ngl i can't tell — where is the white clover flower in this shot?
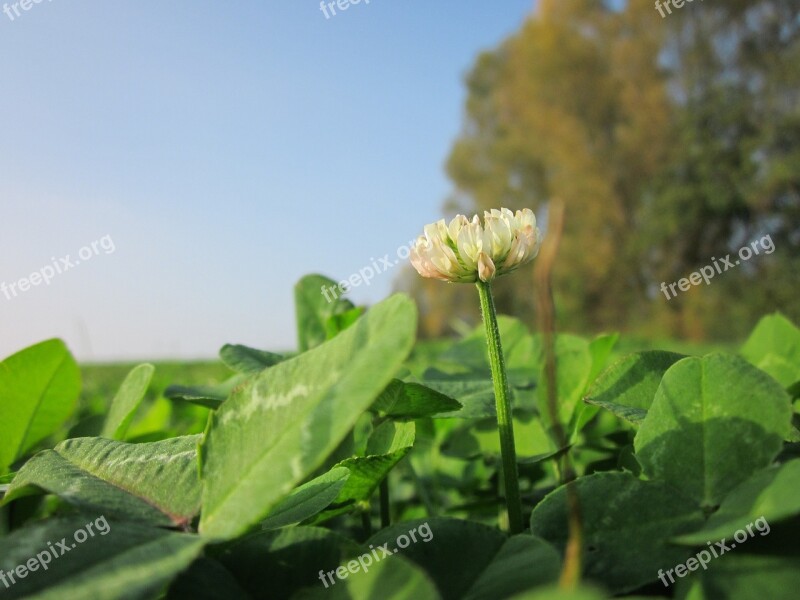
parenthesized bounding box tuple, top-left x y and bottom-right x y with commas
(410, 208, 541, 283)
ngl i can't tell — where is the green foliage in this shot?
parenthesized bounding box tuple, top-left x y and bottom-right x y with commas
(674, 459, 800, 545)
(365, 517, 506, 600)
(100, 363, 154, 440)
(260, 467, 351, 531)
(0, 517, 204, 599)
(165, 557, 250, 599)
(531, 472, 705, 594)
(295, 554, 442, 600)
(1, 296, 799, 598)
(416, 379, 497, 419)
(679, 553, 800, 600)
(164, 374, 248, 410)
(0, 339, 81, 474)
(295, 274, 360, 352)
(371, 380, 463, 420)
(634, 354, 791, 508)
(207, 526, 359, 599)
(4, 436, 202, 527)
(536, 334, 593, 429)
(218, 344, 284, 375)
(740, 313, 800, 387)
(199, 294, 417, 540)
(584, 351, 686, 425)
(508, 587, 610, 600)
(462, 535, 561, 600)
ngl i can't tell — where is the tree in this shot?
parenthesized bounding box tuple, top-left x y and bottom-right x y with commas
(401, 0, 799, 340)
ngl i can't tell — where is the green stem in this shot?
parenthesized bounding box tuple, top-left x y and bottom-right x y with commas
(476, 280, 524, 534)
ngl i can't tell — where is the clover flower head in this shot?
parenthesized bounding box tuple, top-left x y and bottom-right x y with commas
(410, 208, 541, 283)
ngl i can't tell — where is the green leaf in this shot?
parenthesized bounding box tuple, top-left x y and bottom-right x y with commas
(0, 339, 81, 474)
(572, 332, 620, 432)
(634, 353, 793, 508)
(680, 553, 800, 600)
(753, 354, 800, 389)
(504, 325, 541, 383)
(199, 294, 417, 540)
(366, 421, 416, 456)
(674, 459, 800, 545)
(740, 312, 800, 387)
(67, 415, 107, 439)
(439, 424, 483, 460)
(416, 378, 497, 418)
(0, 516, 205, 600)
(100, 364, 154, 440)
(441, 416, 554, 461)
(530, 471, 705, 594)
(372, 380, 462, 420)
(587, 333, 619, 380)
(219, 344, 284, 375)
(4, 436, 202, 527)
(507, 587, 608, 600)
(260, 467, 350, 531)
(208, 526, 359, 599)
(536, 335, 593, 428)
(364, 517, 507, 600)
(295, 274, 356, 352)
(462, 535, 561, 600)
(166, 557, 250, 600)
(295, 554, 442, 600)
(329, 453, 408, 508)
(590, 404, 648, 426)
(439, 316, 532, 374)
(164, 374, 249, 409)
(325, 307, 365, 340)
(310, 424, 416, 523)
(584, 351, 686, 425)
(123, 397, 174, 441)
(517, 444, 572, 465)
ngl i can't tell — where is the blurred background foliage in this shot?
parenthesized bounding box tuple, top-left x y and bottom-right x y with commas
(397, 0, 800, 342)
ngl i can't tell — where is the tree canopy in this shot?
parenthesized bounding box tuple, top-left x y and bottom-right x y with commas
(401, 0, 800, 341)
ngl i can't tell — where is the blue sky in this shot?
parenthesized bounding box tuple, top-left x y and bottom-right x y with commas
(0, 0, 534, 361)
